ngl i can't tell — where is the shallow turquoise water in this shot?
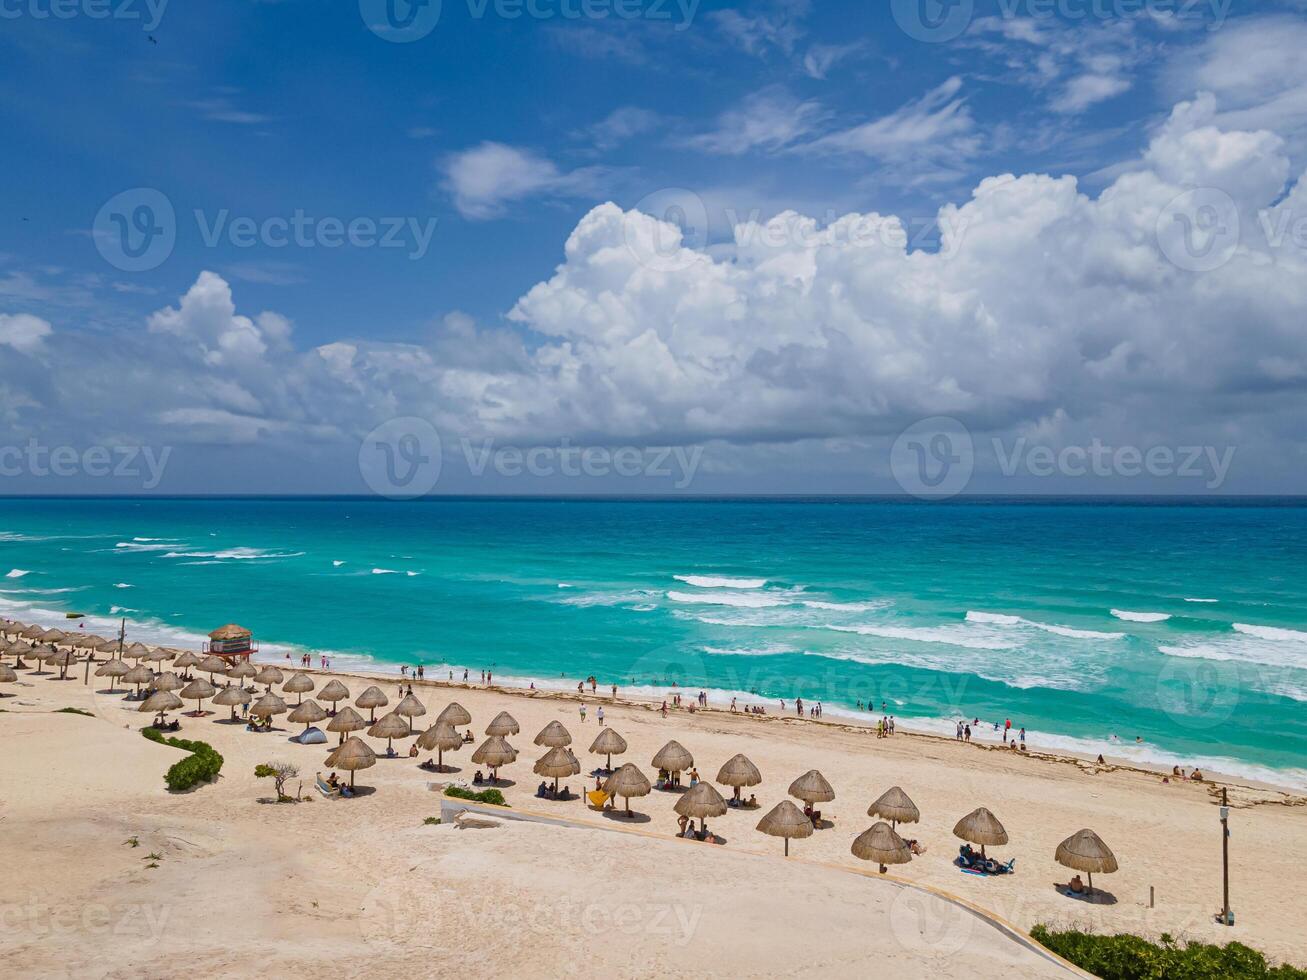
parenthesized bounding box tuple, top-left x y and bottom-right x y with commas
(2, 497, 1305, 784)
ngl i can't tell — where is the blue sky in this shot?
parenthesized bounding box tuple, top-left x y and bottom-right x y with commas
(3, 0, 1307, 494)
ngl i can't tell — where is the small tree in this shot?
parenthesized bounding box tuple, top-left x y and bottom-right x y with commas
(255, 761, 300, 801)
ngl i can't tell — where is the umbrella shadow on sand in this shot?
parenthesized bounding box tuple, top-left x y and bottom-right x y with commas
(601, 809, 652, 824)
(1054, 884, 1118, 905)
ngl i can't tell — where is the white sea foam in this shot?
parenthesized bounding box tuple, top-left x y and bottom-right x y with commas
(109, 605, 137, 615)
(825, 623, 1020, 650)
(703, 643, 795, 657)
(332, 560, 345, 567)
(114, 582, 133, 589)
(113, 541, 176, 552)
(966, 610, 1125, 640)
(666, 590, 787, 609)
(163, 548, 303, 561)
(1111, 609, 1172, 623)
(5, 569, 31, 579)
(560, 589, 658, 608)
(802, 599, 889, 612)
(372, 568, 399, 575)
(1185, 598, 1219, 603)
(673, 575, 767, 589)
(1233, 623, 1307, 643)
(0, 586, 83, 595)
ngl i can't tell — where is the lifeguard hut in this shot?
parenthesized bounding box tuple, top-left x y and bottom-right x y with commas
(205, 623, 258, 663)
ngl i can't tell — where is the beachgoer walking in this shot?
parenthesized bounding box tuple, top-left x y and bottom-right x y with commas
(596, 706, 604, 725)
(580, 703, 587, 723)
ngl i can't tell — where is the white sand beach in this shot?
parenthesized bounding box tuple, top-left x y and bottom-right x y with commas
(2, 649, 1305, 978)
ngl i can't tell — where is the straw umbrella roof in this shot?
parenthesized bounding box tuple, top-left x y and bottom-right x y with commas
(1, 620, 28, 637)
(436, 701, 472, 727)
(472, 735, 518, 768)
(652, 740, 694, 773)
(368, 711, 412, 740)
(534, 720, 572, 748)
(325, 735, 377, 786)
(486, 710, 520, 736)
(327, 706, 367, 735)
(172, 651, 202, 669)
(227, 661, 257, 680)
(356, 685, 389, 709)
(326, 735, 377, 771)
(96, 638, 123, 654)
(318, 679, 350, 703)
(869, 786, 919, 825)
(122, 663, 154, 685)
(282, 673, 315, 695)
(179, 678, 215, 701)
(0, 663, 16, 683)
(589, 727, 627, 757)
(198, 654, 226, 674)
(416, 721, 463, 752)
(142, 647, 170, 663)
(288, 698, 329, 726)
(757, 800, 813, 855)
(852, 822, 912, 869)
(212, 685, 251, 707)
(604, 763, 652, 801)
(534, 745, 581, 779)
(716, 753, 762, 788)
(674, 781, 728, 820)
(250, 692, 289, 717)
(39, 628, 67, 643)
(5, 639, 33, 657)
(1056, 829, 1118, 875)
(139, 690, 183, 713)
(20, 625, 45, 640)
(123, 642, 151, 659)
(96, 659, 130, 677)
(44, 648, 78, 667)
(953, 807, 1008, 847)
(74, 634, 106, 649)
(153, 671, 184, 692)
(395, 692, 427, 719)
(788, 769, 835, 804)
(254, 665, 284, 687)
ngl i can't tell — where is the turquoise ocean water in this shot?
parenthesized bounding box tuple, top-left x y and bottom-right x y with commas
(2, 497, 1305, 787)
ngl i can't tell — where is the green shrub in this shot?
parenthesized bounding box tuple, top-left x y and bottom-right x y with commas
(1030, 926, 1307, 979)
(142, 728, 224, 792)
(444, 786, 508, 806)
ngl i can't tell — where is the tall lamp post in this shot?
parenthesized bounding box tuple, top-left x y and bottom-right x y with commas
(1220, 787, 1233, 926)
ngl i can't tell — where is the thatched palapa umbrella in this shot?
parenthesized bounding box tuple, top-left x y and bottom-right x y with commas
(716, 753, 761, 802)
(152, 671, 184, 693)
(534, 745, 580, 794)
(318, 679, 349, 714)
(0, 662, 16, 688)
(1056, 829, 1118, 894)
(757, 800, 812, 857)
(485, 710, 520, 736)
(325, 735, 376, 789)
(436, 701, 472, 730)
(4, 640, 34, 668)
(178, 678, 215, 716)
(282, 673, 315, 704)
(328, 706, 367, 746)
(368, 711, 411, 755)
(20, 625, 45, 642)
(142, 646, 170, 665)
(416, 721, 463, 768)
(39, 628, 66, 645)
(44, 647, 78, 680)
(589, 727, 627, 771)
(95, 657, 129, 692)
(603, 763, 651, 817)
(288, 698, 329, 735)
(394, 692, 427, 734)
(199, 655, 227, 681)
(674, 780, 727, 835)
(227, 661, 257, 686)
(254, 665, 284, 692)
(471, 735, 518, 781)
(652, 740, 694, 778)
(868, 786, 919, 830)
(122, 642, 151, 661)
(534, 720, 572, 748)
(139, 689, 183, 725)
(788, 769, 835, 805)
(122, 662, 154, 696)
(356, 685, 389, 723)
(212, 684, 252, 721)
(172, 651, 202, 676)
(953, 807, 1008, 859)
(853, 821, 912, 874)
(250, 692, 289, 720)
